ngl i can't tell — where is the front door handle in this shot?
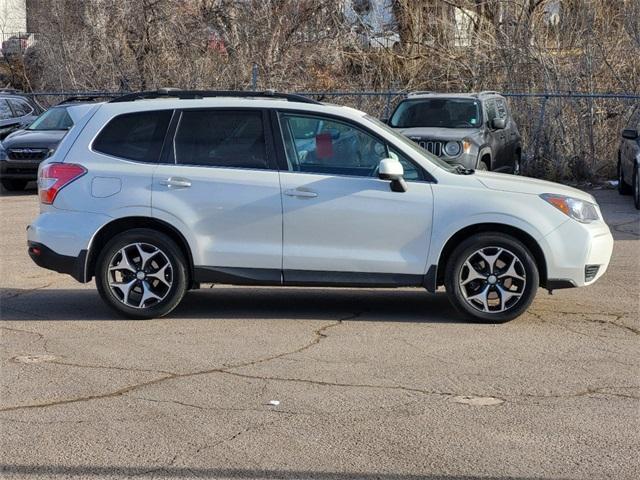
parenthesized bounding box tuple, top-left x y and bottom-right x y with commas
(284, 188, 318, 198)
(160, 177, 192, 189)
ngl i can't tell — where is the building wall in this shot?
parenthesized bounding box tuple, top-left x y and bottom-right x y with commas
(0, 0, 26, 35)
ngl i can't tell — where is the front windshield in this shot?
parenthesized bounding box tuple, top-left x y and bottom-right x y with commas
(364, 115, 456, 173)
(28, 107, 73, 131)
(390, 98, 481, 129)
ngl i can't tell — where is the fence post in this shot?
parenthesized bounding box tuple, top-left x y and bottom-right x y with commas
(383, 89, 392, 120)
(251, 63, 258, 91)
(533, 95, 548, 165)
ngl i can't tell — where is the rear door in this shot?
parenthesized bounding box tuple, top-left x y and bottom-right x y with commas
(151, 108, 283, 281)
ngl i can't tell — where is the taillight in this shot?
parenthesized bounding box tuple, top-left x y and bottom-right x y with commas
(38, 163, 87, 205)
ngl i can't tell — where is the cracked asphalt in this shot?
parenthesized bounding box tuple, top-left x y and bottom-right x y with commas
(0, 187, 638, 480)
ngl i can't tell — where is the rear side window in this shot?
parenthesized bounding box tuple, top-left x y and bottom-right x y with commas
(94, 110, 172, 162)
(9, 99, 33, 117)
(174, 110, 268, 169)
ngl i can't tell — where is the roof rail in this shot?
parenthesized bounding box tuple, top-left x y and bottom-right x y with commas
(57, 95, 107, 105)
(478, 90, 499, 96)
(407, 91, 433, 97)
(0, 87, 22, 94)
(109, 89, 322, 105)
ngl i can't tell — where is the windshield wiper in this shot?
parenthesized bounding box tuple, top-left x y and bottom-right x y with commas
(454, 165, 475, 175)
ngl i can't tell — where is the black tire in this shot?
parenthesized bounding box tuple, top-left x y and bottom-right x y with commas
(633, 165, 640, 210)
(618, 159, 632, 195)
(95, 228, 188, 319)
(477, 160, 489, 171)
(444, 233, 539, 323)
(1, 178, 28, 191)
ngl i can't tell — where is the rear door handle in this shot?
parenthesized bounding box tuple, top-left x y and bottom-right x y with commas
(284, 188, 318, 198)
(160, 177, 191, 189)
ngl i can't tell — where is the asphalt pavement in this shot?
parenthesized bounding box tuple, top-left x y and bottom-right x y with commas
(0, 186, 638, 480)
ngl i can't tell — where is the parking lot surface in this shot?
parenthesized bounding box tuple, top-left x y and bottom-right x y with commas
(0, 187, 638, 480)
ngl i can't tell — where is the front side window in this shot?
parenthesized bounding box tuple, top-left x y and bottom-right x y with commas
(93, 110, 172, 162)
(9, 99, 32, 117)
(280, 113, 421, 180)
(484, 99, 497, 123)
(495, 99, 508, 119)
(28, 107, 73, 131)
(174, 110, 268, 169)
(0, 99, 13, 120)
(390, 98, 481, 129)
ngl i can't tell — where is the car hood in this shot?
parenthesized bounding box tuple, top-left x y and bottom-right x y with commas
(475, 171, 595, 203)
(394, 127, 480, 140)
(3, 129, 67, 149)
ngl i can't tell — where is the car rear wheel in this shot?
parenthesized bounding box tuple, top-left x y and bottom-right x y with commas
(618, 159, 632, 195)
(634, 165, 640, 210)
(95, 229, 188, 319)
(1, 178, 28, 191)
(444, 233, 539, 323)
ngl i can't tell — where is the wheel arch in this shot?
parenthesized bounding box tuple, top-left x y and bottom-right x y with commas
(85, 216, 194, 284)
(434, 223, 548, 289)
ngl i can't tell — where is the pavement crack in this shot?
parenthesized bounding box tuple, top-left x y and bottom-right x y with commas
(0, 312, 358, 413)
(0, 283, 53, 300)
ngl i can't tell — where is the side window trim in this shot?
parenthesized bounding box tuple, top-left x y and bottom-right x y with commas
(168, 107, 278, 171)
(272, 109, 430, 182)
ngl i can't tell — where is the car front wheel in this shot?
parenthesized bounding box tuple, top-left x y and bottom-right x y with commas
(95, 228, 188, 319)
(444, 233, 539, 323)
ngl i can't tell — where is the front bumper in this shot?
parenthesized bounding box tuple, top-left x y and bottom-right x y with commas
(541, 218, 614, 288)
(0, 158, 42, 179)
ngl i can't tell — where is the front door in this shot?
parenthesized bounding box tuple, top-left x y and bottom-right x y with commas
(275, 111, 433, 284)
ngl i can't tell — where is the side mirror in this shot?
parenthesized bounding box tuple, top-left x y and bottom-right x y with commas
(378, 158, 407, 192)
(622, 128, 638, 140)
(491, 118, 506, 130)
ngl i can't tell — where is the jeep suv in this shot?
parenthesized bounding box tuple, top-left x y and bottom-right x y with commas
(617, 104, 640, 210)
(388, 91, 522, 174)
(27, 90, 612, 322)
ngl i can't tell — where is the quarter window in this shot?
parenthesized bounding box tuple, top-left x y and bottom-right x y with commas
(93, 110, 172, 162)
(174, 110, 268, 169)
(0, 100, 13, 120)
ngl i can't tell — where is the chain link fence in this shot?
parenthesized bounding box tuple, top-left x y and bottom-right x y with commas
(12, 89, 640, 182)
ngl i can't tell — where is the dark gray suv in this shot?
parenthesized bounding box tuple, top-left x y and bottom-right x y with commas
(0, 90, 43, 139)
(387, 91, 522, 174)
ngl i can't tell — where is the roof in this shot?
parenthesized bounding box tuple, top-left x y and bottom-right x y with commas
(406, 91, 503, 100)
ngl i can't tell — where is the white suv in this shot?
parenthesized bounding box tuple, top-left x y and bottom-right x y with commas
(27, 90, 613, 322)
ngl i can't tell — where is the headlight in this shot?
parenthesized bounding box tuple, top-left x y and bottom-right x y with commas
(540, 193, 600, 223)
(444, 141, 461, 157)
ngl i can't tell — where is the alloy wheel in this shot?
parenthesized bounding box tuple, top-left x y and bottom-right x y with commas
(107, 242, 173, 309)
(458, 246, 527, 313)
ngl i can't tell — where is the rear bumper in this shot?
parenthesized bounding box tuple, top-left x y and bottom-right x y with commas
(28, 241, 87, 282)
